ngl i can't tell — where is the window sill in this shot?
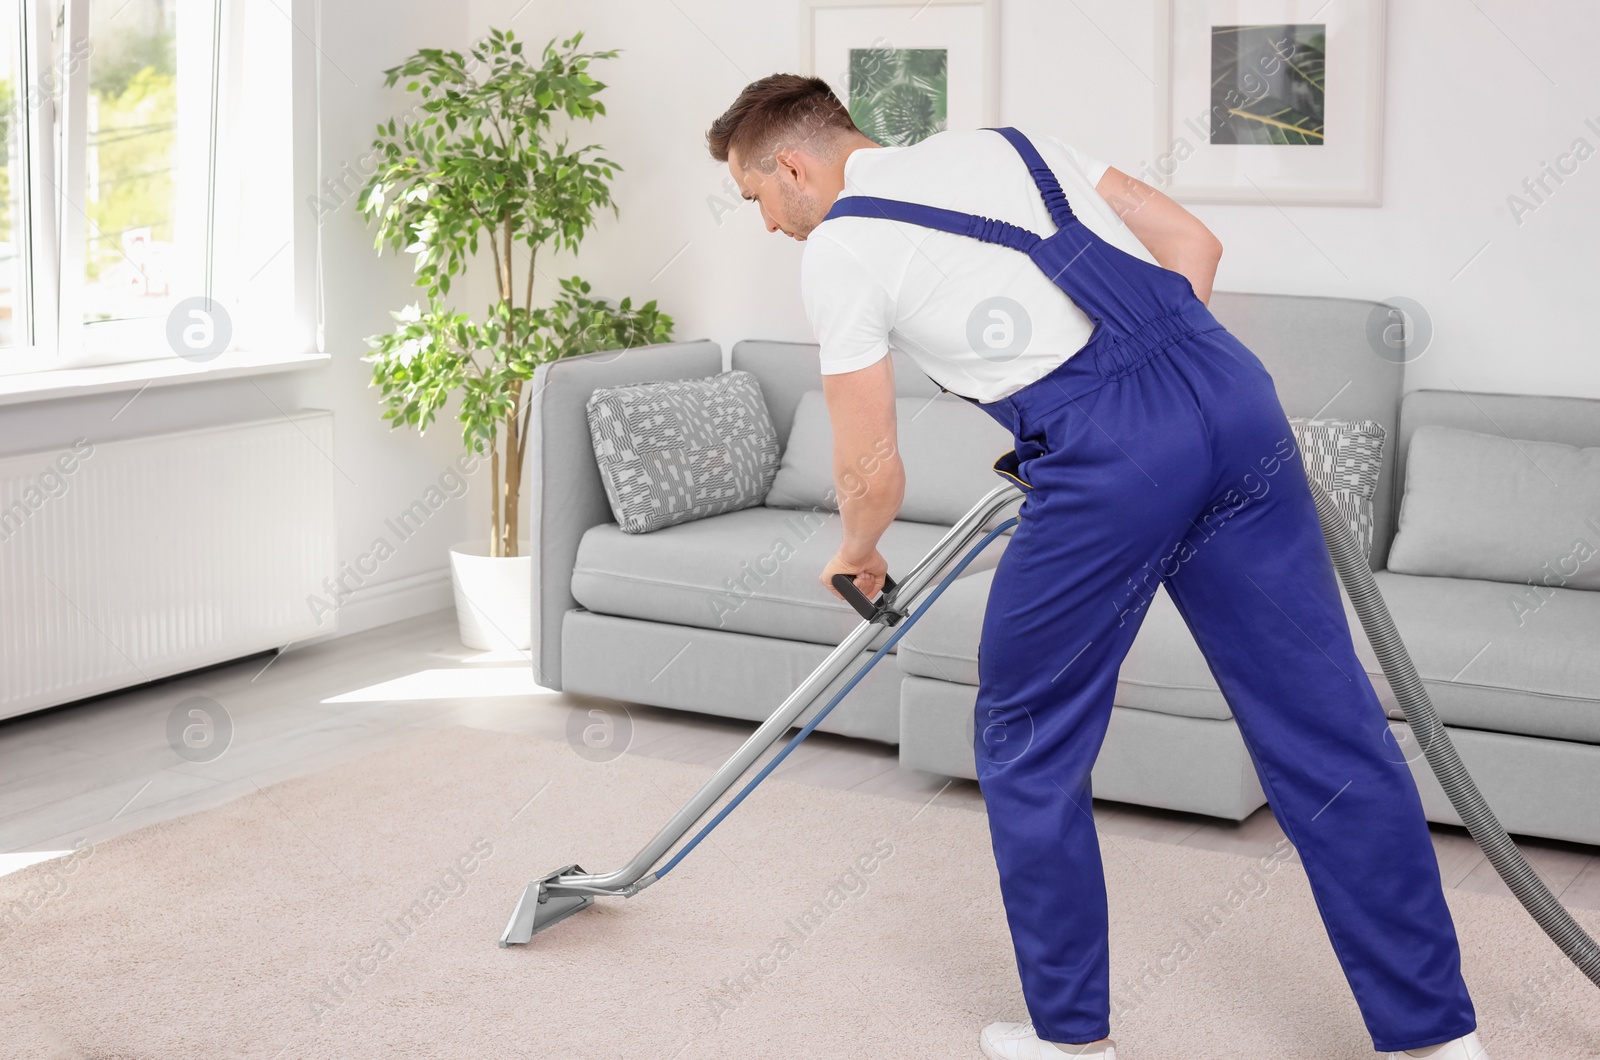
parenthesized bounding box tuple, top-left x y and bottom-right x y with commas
(0, 349, 332, 408)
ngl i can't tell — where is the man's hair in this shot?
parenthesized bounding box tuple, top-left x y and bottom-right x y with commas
(706, 74, 861, 171)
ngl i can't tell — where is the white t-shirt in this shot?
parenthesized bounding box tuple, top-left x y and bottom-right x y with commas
(801, 125, 1159, 402)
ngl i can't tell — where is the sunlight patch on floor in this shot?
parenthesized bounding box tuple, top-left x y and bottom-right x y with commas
(322, 667, 557, 703)
(458, 648, 537, 665)
(0, 849, 75, 880)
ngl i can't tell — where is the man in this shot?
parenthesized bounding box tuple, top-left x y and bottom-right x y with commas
(706, 74, 1488, 1060)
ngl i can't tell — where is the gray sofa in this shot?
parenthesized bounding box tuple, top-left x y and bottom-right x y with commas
(527, 292, 1600, 846)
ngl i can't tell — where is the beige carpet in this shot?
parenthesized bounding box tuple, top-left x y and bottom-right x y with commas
(1, 725, 1596, 1060)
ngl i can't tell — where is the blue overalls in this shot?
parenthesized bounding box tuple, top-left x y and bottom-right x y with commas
(819, 127, 1477, 1052)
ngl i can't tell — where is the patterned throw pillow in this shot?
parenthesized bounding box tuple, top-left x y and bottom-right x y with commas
(586, 370, 780, 534)
(1289, 417, 1387, 560)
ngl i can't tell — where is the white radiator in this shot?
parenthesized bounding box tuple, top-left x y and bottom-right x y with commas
(0, 412, 337, 721)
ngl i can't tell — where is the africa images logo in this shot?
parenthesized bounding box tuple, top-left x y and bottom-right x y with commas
(967, 296, 1032, 364)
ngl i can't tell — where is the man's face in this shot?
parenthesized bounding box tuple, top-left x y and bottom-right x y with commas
(729, 145, 824, 242)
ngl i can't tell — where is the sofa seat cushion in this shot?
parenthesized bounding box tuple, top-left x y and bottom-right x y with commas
(1366, 571, 1600, 744)
(1129, 571, 1600, 739)
(894, 563, 1232, 723)
(570, 505, 1002, 647)
(894, 565, 992, 687)
(898, 565, 1600, 743)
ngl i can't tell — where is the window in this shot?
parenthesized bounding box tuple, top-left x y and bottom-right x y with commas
(0, 0, 293, 376)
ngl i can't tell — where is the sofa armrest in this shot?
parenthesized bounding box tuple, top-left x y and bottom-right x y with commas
(527, 339, 723, 690)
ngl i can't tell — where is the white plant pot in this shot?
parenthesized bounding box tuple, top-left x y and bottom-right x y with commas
(448, 540, 533, 651)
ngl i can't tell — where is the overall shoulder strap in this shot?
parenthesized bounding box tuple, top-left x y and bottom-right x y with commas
(986, 126, 1079, 231)
(821, 195, 1041, 253)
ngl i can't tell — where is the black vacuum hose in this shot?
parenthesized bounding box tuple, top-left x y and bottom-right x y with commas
(1306, 474, 1600, 986)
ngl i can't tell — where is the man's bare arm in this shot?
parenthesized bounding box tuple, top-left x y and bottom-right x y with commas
(818, 353, 904, 600)
(1095, 165, 1223, 305)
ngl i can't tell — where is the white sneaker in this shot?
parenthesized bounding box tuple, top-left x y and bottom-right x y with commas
(1391, 1031, 1490, 1059)
(980, 1020, 1117, 1059)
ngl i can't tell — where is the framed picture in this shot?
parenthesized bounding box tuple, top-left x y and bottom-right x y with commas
(1152, 0, 1387, 205)
(800, 0, 999, 147)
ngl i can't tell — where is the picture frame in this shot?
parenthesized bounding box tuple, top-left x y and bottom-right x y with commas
(1151, 0, 1387, 205)
(800, 0, 999, 147)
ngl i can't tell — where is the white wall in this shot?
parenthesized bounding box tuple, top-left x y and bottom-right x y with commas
(284, 0, 486, 633)
(466, 0, 1600, 399)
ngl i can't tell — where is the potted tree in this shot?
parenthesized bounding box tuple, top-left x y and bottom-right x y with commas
(360, 29, 673, 651)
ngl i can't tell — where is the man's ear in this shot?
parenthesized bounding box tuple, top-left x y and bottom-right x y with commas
(772, 145, 807, 190)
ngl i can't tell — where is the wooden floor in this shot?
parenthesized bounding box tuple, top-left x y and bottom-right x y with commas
(3, 609, 1599, 912)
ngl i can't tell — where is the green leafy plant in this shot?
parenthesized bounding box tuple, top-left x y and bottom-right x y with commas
(360, 29, 673, 557)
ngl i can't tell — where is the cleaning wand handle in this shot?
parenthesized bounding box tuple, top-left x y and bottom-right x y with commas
(831, 572, 901, 624)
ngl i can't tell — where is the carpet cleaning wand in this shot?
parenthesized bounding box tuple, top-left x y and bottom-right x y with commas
(499, 483, 1025, 946)
(501, 477, 1600, 991)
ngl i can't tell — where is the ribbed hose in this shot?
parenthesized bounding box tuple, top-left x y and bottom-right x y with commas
(1306, 474, 1600, 986)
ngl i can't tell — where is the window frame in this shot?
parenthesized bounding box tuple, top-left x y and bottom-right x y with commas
(0, 0, 60, 372)
(0, 0, 229, 378)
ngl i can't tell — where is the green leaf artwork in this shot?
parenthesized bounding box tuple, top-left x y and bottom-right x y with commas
(847, 47, 947, 147)
(1209, 24, 1325, 145)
